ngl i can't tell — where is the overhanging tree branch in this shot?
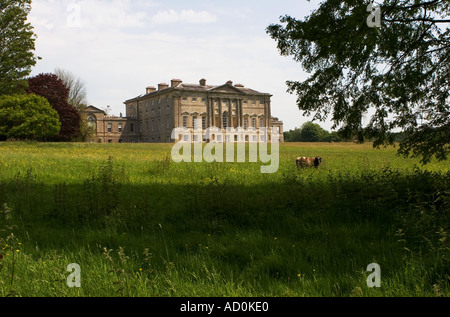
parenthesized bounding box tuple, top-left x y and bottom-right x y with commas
(383, 17, 450, 23)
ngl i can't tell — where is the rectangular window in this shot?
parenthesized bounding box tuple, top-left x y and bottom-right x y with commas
(183, 116, 188, 128)
(244, 118, 248, 130)
(118, 123, 123, 133)
(252, 118, 256, 128)
(192, 97, 197, 103)
(260, 118, 265, 128)
(193, 116, 198, 129)
(130, 124, 135, 133)
(202, 116, 206, 129)
(107, 123, 112, 133)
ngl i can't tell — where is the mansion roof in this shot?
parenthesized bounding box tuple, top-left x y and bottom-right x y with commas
(125, 79, 270, 103)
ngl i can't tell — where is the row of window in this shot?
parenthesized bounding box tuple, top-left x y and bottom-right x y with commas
(182, 97, 265, 106)
(182, 114, 266, 129)
(105, 122, 136, 133)
(107, 123, 123, 133)
(183, 134, 267, 143)
(145, 117, 171, 132)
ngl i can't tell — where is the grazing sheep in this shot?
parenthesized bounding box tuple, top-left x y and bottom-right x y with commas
(296, 156, 322, 168)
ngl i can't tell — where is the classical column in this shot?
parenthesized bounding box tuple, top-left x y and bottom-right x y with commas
(206, 97, 210, 128)
(239, 100, 243, 128)
(209, 98, 214, 127)
(218, 99, 223, 129)
(228, 98, 232, 128)
(264, 102, 269, 129)
(236, 100, 240, 128)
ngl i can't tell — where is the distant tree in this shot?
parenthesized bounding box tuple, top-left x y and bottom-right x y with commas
(0, 0, 38, 96)
(284, 127, 302, 142)
(54, 68, 88, 111)
(300, 121, 328, 142)
(27, 73, 81, 141)
(284, 121, 344, 142)
(267, 0, 450, 163)
(327, 131, 343, 143)
(0, 94, 60, 141)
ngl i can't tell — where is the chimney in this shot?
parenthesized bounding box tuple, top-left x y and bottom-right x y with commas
(158, 83, 169, 91)
(146, 86, 156, 94)
(171, 79, 182, 87)
(226, 80, 233, 86)
(199, 78, 207, 87)
(234, 84, 244, 88)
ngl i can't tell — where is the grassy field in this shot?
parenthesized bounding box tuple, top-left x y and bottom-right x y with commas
(0, 141, 448, 297)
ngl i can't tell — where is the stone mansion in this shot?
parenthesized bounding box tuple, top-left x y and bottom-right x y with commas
(83, 78, 284, 143)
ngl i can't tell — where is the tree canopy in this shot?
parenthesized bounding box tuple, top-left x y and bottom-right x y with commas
(284, 121, 342, 142)
(0, 0, 38, 96)
(0, 94, 60, 140)
(27, 73, 81, 142)
(267, 0, 449, 163)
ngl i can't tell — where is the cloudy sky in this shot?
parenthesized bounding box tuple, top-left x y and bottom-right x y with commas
(28, 0, 329, 131)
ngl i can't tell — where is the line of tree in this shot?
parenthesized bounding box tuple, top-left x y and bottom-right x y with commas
(284, 121, 407, 143)
(284, 121, 344, 143)
(0, 0, 91, 142)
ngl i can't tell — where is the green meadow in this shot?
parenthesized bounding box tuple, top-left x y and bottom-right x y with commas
(0, 141, 448, 297)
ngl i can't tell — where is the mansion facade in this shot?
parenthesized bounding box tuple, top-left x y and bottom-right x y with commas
(84, 78, 284, 143)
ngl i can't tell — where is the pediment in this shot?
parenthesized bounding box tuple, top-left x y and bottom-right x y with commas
(84, 106, 106, 114)
(208, 84, 245, 94)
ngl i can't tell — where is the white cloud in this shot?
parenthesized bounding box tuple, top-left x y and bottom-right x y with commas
(27, 0, 319, 131)
(78, 0, 151, 29)
(152, 9, 217, 24)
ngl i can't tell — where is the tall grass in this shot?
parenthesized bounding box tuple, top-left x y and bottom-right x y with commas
(0, 142, 448, 297)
